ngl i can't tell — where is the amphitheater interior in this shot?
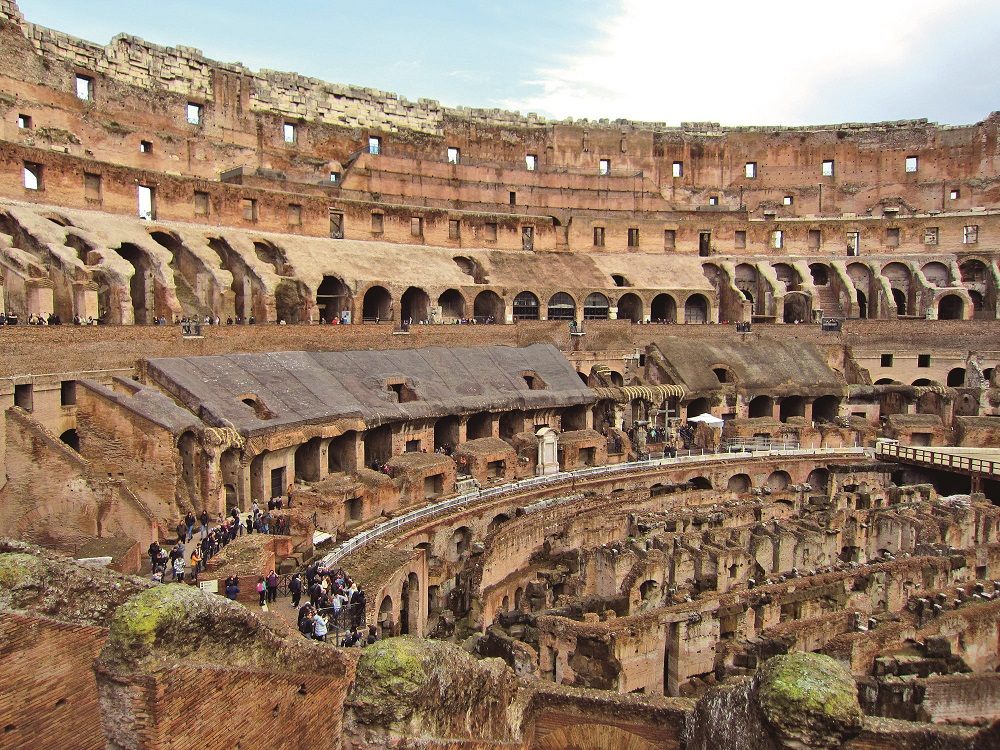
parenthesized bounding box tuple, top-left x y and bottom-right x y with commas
(0, 2, 999, 748)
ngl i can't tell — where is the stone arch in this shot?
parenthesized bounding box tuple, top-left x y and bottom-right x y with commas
(727, 473, 751, 493)
(773, 263, 797, 290)
(937, 294, 964, 320)
(856, 289, 868, 319)
(449, 526, 472, 561)
(59, 428, 79, 452)
(947, 367, 966, 387)
(401, 286, 431, 323)
(882, 261, 912, 285)
(639, 579, 659, 601)
(686, 397, 710, 419)
(689, 475, 712, 490)
(765, 470, 791, 491)
(547, 292, 576, 321)
(779, 395, 806, 422)
(617, 292, 642, 323)
(806, 468, 829, 491)
(847, 262, 871, 287)
(466, 412, 492, 440)
(583, 292, 610, 320)
(437, 288, 466, 319)
(748, 395, 773, 418)
(512, 291, 540, 320)
(959, 259, 988, 283)
(968, 290, 984, 312)
(921, 262, 950, 287)
(362, 285, 391, 321)
(891, 287, 908, 316)
(684, 293, 709, 324)
(315, 275, 350, 322)
(809, 263, 830, 286)
(782, 292, 810, 323)
(453, 255, 488, 284)
(275, 279, 309, 323)
(473, 290, 504, 321)
(650, 293, 677, 323)
(378, 595, 394, 638)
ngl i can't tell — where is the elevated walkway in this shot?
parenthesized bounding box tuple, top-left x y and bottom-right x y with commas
(874, 442, 1000, 484)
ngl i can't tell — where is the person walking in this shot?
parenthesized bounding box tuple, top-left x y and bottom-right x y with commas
(172, 554, 186, 583)
(189, 547, 201, 582)
(266, 569, 279, 604)
(289, 573, 302, 608)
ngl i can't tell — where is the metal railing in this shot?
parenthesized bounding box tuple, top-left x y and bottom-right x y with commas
(321, 446, 870, 567)
(875, 442, 1000, 478)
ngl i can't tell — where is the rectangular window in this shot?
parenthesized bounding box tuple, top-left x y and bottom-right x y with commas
(847, 231, 860, 256)
(368, 135, 381, 155)
(139, 139, 152, 153)
(822, 159, 835, 177)
(447, 146, 460, 164)
(283, 123, 296, 143)
(663, 229, 676, 250)
(783, 195, 793, 206)
(14, 383, 32, 412)
(734, 230, 746, 249)
(84, 172, 102, 201)
(287, 204, 302, 226)
(509, 191, 516, 205)
(484, 222, 498, 241)
(905, 155, 918, 173)
(193, 190, 209, 216)
(880, 354, 893, 367)
(405, 439, 421, 453)
(808, 229, 821, 249)
(599, 158, 611, 175)
(23, 162, 42, 190)
(186, 103, 202, 125)
(525, 153, 537, 171)
(241, 198, 257, 222)
(950, 189, 959, 200)
(371, 212, 384, 233)
(138, 185, 155, 220)
(410, 216, 423, 237)
(522, 225, 534, 251)
(923, 227, 939, 245)
(885, 227, 900, 247)
(770, 230, 783, 249)
(918, 354, 931, 368)
(672, 161, 683, 178)
(330, 212, 344, 239)
(964, 225, 979, 244)
(627, 228, 639, 247)
(329, 171, 340, 184)
(16, 114, 31, 129)
(593, 226, 605, 247)
(75, 74, 93, 101)
(745, 162, 757, 178)
(60, 380, 76, 406)
(448, 219, 460, 240)
(709, 196, 719, 206)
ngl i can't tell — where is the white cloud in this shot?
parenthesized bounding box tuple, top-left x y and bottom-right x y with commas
(503, 0, 989, 125)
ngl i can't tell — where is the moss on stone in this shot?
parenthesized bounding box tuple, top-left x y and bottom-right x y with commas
(757, 652, 863, 749)
(0, 552, 43, 589)
(355, 636, 428, 700)
(108, 583, 201, 653)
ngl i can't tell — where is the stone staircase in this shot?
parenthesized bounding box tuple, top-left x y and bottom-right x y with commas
(813, 284, 845, 318)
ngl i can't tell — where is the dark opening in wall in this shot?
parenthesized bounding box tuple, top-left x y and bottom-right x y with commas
(14, 383, 32, 411)
(60, 380, 76, 406)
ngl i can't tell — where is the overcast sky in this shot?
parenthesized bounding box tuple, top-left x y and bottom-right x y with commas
(17, 0, 1000, 126)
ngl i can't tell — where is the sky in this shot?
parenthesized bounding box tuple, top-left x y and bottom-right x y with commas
(16, 0, 1000, 126)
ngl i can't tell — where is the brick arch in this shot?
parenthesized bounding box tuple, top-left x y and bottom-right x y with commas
(532, 722, 659, 750)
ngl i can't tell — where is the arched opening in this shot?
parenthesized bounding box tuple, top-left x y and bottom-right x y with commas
(434, 415, 460, 452)
(437, 289, 465, 320)
(449, 526, 472, 561)
(765, 470, 790, 491)
(514, 586, 524, 610)
(684, 294, 709, 324)
(547, 292, 576, 321)
(499, 411, 524, 440)
(686, 397, 710, 419)
(912, 378, 932, 387)
(813, 395, 840, 423)
(639, 580, 659, 602)
(466, 412, 492, 440)
(960, 259, 988, 283)
(177, 431, 199, 505)
(617, 293, 642, 323)
(59, 428, 79, 452)
(316, 275, 350, 322)
(115, 243, 156, 325)
(937, 294, 964, 320)
(917, 391, 943, 415)
(363, 424, 392, 467)
(856, 290, 868, 319)
(968, 290, 984, 312)
(294, 437, 322, 483)
(806, 468, 829, 491)
(403, 572, 420, 636)
(773, 263, 797, 290)
(779, 396, 806, 422)
(891, 288, 907, 316)
(689, 476, 712, 490)
(874, 378, 897, 385)
(401, 286, 431, 323)
(947, 367, 966, 387)
(650, 294, 677, 323)
(611, 273, 630, 287)
(512, 291, 540, 320)
(362, 285, 392, 322)
(327, 431, 357, 474)
(453, 255, 488, 284)
(921, 262, 950, 287)
(782, 292, 810, 324)
(713, 367, 732, 384)
(748, 395, 774, 418)
(727, 473, 751, 493)
(488, 513, 511, 532)
(473, 290, 504, 322)
(809, 263, 830, 286)
(583, 292, 610, 320)
(378, 595, 394, 638)
(500, 595, 510, 614)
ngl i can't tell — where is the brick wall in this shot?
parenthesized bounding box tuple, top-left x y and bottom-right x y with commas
(0, 612, 108, 750)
